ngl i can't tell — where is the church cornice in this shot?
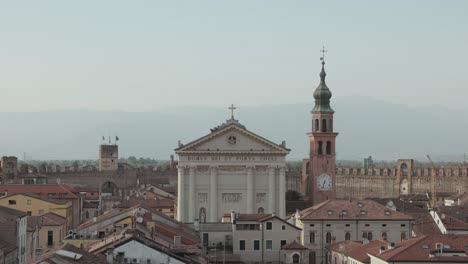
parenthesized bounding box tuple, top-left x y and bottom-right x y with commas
(177, 151, 288, 155)
(175, 121, 290, 154)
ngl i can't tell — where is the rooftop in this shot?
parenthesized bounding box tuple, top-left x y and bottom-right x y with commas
(0, 184, 78, 199)
(367, 235, 468, 263)
(0, 205, 28, 217)
(299, 200, 414, 221)
(41, 212, 67, 226)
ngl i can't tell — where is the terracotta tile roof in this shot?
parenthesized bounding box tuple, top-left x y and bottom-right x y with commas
(411, 213, 442, 236)
(282, 240, 308, 250)
(1, 192, 70, 205)
(440, 206, 468, 223)
(0, 184, 78, 199)
(223, 213, 272, 221)
(299, 200, 414, 221)
(27, 216, 41, 232)
(115, 197, 175, 209)
(0, 205, 28, 218)
(370, 198, 427, 213)
(367, 235, 468, 263)
(441, 214, 468, 231)
(39, 243, 106, 263)
(448, 192, 468, 200)
(326, 240, 363, 255)
(41, 212, 67, 226)
(346, 240, 388, 263)
(223, 213, 302, 230)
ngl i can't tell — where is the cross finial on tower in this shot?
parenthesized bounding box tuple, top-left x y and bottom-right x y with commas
(320, 45, 328, 62)
(228, 104, 237, 119)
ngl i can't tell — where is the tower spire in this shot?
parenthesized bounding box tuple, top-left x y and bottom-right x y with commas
(320, 46, 327, 83)
(312, 46, 333, 113)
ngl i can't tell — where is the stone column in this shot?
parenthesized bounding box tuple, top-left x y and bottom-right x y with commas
(268, 166, 276, 213)
(279, 166, 286, 218)
(246, 166, 255, 214)
(177, 166, 185, 222)
(188, 166, 196, 222)
(209, 166, 218, 222)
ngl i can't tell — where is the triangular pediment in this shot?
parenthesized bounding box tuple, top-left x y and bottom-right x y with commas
(175, 120, 289, 154)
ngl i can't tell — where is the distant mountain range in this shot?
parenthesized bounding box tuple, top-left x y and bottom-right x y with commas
(0, 96, 466, 161)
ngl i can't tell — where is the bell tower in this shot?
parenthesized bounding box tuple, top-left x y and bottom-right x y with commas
(307, 50, 338, 205)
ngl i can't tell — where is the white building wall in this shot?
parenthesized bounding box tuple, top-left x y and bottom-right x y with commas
(178, 156, 286, 223)
(111, 240, 186, 264)
(299, 219, 412, 264)
(17, 216, 27, 264)
(232, 218, 301, 263)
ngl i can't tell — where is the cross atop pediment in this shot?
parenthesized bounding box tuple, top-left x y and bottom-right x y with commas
(229, 104, 237, 120)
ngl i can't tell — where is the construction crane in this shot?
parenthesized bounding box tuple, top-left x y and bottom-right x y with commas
(426, 155, 437, 209)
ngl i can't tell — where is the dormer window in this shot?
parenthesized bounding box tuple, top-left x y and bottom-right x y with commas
(357, 202, 363, 208)
(341, 210, 348, 215)
(360, 210, 367, 215)
(327, 210, 333, 215)
(384, 210, 391, 216)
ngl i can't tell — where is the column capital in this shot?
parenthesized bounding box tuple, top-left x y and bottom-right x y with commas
(246, 165, 255, 171)
(268, 166, 276, 173)
(209, 165, 218, 173)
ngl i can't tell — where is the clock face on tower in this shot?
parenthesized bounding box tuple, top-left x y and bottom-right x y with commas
(317, 174, 332, 191)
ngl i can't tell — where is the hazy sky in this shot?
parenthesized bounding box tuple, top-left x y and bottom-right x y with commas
(1, 1, 467, 112)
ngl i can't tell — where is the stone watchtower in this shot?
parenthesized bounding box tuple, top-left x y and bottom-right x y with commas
(99, 144, 118, 172)
(307, 56, 338, 205)
(0, 156, 18, 179)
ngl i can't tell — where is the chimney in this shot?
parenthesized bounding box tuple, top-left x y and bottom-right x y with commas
(174, 236, 182, 247)
(272, 211, 276, 217)
(379, 246, 386, 254)
(281, 141, 286, 147)
(230, 210, 236, 224)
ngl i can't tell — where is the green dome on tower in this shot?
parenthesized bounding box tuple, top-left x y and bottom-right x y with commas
(312, 60, 334, 113)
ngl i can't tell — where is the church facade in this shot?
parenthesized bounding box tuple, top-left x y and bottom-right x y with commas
(175, 117, 290, 223)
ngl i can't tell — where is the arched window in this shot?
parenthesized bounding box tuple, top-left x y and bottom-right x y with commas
(329, 119, 333, 132)
(315, 119, 319, 132)
(362, 232, 368, 240)
(368, 232, 373, 241)
(292, 254, 300, 264)
(382, 232, 388, 241)
(322, 119, 327, 132)
(345, 232, 351, 240)
(258, 207, 264, 214)
(326, 232, 332, 244)
(326, 141, 331, 155)
(199, 207, 206, 223)
(318, 141, 323, 155)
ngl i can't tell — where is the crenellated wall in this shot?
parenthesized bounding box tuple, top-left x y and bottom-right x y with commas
(333, 162, 468, 200)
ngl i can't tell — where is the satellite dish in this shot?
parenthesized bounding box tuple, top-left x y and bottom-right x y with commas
(136, 217, 143, 223)
(387, 201, 394, 207)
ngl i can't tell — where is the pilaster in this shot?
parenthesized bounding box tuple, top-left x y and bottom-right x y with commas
(246, 166, 255, 214)
(209, 166, 218, 222)
(176, 166, 185, 222)
(268, 166, 276, 213)
(188, 166, 196, 222)
(279, 166, 286, 218)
